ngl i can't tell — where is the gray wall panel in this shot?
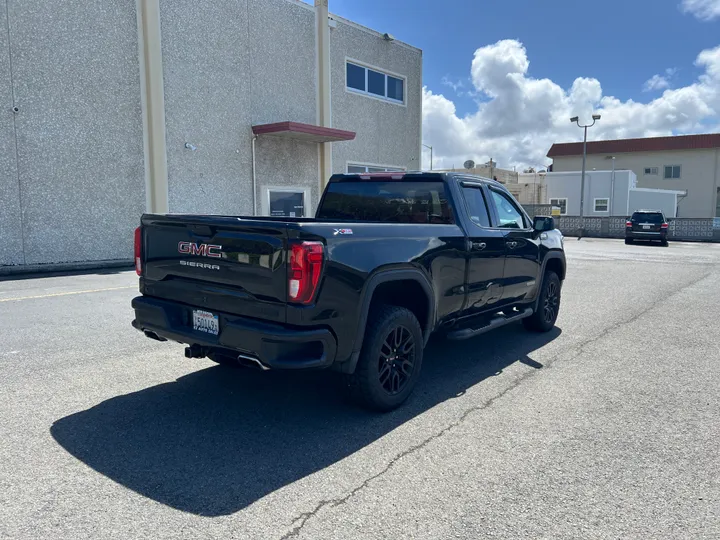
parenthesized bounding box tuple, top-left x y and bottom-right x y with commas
(160, 0, 253, 215)
(8, 0, 144, 264)
(161, 0, 318, 216)
(0, 2, 23, 266)
(330, 20, 422, 174)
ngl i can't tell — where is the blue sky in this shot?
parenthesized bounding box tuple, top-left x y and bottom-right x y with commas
(328, 0, 720, 168)
(331, 0, 719, 116)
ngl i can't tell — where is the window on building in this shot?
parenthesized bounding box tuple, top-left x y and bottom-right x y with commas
(461, 185, 491, 227)
(490, 189, 527, 229)
(644, 167, 658, 175)
(262, 187, 310, 218)
(347, 164, 405, 173)
(663, 165, 681, 179)
(594, 198, 609, 212)
(549, 198, 568, 215)
(346, 61, 405, 104)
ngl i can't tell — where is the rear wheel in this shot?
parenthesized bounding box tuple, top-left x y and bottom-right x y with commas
(661, 239, 669, 247)
(347, 305, 423, 411)
(523, 271, 561, 333)
(624, 238, 633, 245)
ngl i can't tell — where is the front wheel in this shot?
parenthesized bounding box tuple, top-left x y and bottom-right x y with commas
(347, 305, 424, 411)
(523, 271, 561, 332)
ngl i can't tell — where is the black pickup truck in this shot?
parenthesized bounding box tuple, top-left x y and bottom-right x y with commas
(132, 172, 565, 410)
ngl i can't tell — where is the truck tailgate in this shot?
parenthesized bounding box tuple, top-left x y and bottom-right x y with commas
(140, 215, 288, 323)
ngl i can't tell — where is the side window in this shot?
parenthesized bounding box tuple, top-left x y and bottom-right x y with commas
(461, 185, 491, 227)
(489, 189, 526, 229)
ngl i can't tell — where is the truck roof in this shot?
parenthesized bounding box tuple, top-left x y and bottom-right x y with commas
(328, 171, 503, 185)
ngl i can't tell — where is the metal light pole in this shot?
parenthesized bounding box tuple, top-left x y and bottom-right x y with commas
(570, 114, 601, 238)
(422, 143, 433, 170)
(608, 156, 616, 216)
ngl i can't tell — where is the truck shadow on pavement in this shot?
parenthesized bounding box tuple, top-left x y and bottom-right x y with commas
(51, 324, 560, 517)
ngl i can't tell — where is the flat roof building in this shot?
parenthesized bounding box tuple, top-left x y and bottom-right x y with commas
(1, 0, 421, 270)
(547, 133, 720, 219)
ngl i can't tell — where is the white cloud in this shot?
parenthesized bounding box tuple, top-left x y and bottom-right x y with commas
(441, 76, 464, 93)
(643, 69, 677, 92)
(422, 40, 720, 170)
(681, 0, 720, 20)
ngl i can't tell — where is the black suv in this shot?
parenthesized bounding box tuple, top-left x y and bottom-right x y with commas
(625, 210, 669, 246)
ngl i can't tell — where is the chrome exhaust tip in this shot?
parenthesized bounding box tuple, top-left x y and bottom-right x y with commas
(237, 353, 270, 371)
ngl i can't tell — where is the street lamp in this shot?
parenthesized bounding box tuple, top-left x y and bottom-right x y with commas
(422, 143, 433, 171)
(571, 114, 601, 237)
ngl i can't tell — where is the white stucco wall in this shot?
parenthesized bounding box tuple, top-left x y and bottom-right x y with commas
(551, 148, 720, 218)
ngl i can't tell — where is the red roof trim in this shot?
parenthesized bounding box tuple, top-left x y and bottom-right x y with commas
(547, 133, 720, 158)
(251, 121, 356, 142)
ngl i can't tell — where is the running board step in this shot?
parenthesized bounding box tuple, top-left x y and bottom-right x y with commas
(445, 307, 534, 341)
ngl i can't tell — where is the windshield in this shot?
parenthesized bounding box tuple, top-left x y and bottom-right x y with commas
(317, 180, 454, 224)
(632, 212, 664, 223)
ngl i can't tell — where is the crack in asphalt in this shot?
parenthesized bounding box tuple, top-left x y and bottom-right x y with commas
(279, 271, 713, 540)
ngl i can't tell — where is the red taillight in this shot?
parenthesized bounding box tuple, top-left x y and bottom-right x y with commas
(626, 220, 632, 227)
(134, 226, 142, 275)
(661, 222, 668, 229)
(288, 241, 324, 305)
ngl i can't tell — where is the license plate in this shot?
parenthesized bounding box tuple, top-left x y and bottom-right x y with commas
(193, 309, 219, 335)
(642, 225, 650, 230)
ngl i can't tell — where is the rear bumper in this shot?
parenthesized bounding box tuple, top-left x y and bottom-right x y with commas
(131, 296, 337, 370)
(626, 230, 667, 240)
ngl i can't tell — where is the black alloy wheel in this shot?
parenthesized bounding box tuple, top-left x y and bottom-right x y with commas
(378, 326, 416, 395)
(543, 280, 560, 324)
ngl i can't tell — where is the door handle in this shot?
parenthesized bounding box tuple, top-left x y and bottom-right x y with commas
(471, 241, 486, 251)
(506, 241, 518, 249)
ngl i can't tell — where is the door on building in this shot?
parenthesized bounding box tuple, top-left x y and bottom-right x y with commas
(457, 181, 506, 316)
(486, 186, 541, 303)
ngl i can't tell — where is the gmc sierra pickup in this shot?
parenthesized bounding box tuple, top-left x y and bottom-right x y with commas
(132, 172, 565, 411)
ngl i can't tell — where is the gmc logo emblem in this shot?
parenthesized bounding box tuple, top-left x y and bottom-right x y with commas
(178, 242, 222, 258)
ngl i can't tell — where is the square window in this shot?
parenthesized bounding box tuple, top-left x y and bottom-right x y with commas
(367, 69, 385, 96)
(346, 63, 365, 92)
(664, 165, 681, 179)
(345, 61, 405, 105)
(644, 167, 658, 175)
(387, 76, 404, 101)
(550, 198, 567, 215)
(594, 198, 609, 212)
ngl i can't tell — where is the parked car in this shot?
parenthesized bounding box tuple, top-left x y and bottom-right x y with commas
(131, 172, 566, 411)
(625, 210, 669, 246)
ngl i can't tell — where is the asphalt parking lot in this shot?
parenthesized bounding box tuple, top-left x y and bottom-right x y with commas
(1, 238, 719, 539)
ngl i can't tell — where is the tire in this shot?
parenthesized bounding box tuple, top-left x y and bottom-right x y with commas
(661, 239, 669, 247)
(624, 238, 633, 245)
(347, 305, 424, 412)
(523, 271, 561, 333)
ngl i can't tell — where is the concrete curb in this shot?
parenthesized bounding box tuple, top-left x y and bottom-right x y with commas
(0, 259, 133, 278)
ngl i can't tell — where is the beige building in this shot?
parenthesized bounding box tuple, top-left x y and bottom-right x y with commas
(431, 165, 550, 205)
(547, 134, 720, 218)
(433, 162, 519, 185)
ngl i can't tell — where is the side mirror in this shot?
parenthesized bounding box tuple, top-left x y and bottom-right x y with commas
(533, 216, 555, 232)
